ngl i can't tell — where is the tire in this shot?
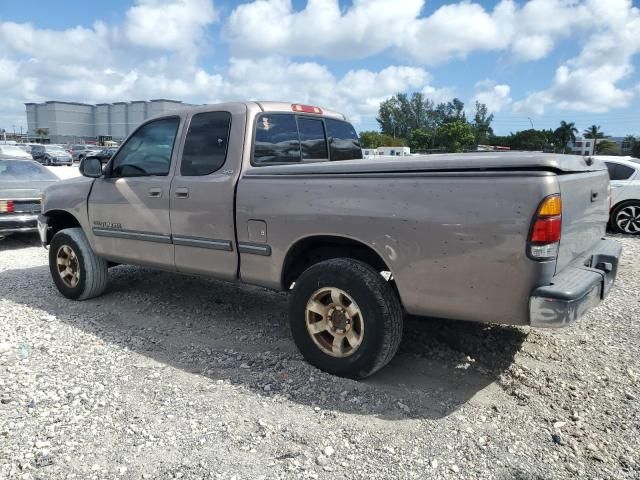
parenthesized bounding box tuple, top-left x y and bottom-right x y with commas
(49, 228, 109, 300)
(610, 200, 640, 235)
(45, 158, 51, 166)
(289, 258, 403, 379)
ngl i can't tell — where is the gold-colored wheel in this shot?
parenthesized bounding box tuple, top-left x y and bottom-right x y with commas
(305, 287, 364, 358)
(56, 245, 80, 288)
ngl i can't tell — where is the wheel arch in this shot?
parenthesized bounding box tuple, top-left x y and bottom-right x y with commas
(281, 234, 397, 293)
(44, 209, 82, 245)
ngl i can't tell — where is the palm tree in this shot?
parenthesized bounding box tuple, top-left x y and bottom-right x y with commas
(583, 125, 606, 154)
(35, 127, 49, 141)
(554, 121, 578, 153)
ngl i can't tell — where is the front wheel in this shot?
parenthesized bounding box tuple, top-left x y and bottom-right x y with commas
(610, 201, 640, 235)
(49, 228, 109, 300)
(289, 258, 403, 379)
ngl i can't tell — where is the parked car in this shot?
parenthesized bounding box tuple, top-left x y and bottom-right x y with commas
(38, 101, 621, 379)
(0, 159, 59, 238)
(0, 145, 34, 160)
(71, 144, 102, 163)
(595, 155, 640, 235)
(89, 147, 118, 164)
(32, 145, 73, 166)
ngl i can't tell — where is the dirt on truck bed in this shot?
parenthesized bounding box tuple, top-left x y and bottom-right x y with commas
(0, 234, 638, 480)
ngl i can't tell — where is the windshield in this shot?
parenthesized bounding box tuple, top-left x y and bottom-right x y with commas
(0, 160, 58, 181)
(46, 146, 66, 153)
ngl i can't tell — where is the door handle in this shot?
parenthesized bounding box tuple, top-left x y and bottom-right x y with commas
(175, 188, 189, 199)
(148, 188, 162, 198)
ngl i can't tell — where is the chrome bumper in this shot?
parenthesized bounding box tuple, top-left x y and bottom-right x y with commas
(37, 214, 49, 246)
(0, 214, 39, 235)
(529, 238, 622, 328)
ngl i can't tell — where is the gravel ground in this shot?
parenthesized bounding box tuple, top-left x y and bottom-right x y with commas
(0, 234, 638, 479)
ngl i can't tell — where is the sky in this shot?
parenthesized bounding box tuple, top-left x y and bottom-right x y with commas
(1, 0, 639, 137)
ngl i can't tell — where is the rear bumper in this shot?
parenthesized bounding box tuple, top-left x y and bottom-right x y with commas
(0, 214, 39, 235)
(529, 238, 622, 328)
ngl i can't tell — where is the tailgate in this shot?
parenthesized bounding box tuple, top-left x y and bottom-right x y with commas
(556, 170, 610, 273)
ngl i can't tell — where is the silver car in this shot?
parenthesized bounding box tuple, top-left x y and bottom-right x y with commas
(0, 159, 58, 238)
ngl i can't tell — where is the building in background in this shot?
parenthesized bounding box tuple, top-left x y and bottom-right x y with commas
(376, 146, 411, 156)
(25, 99, 191, 144)
(570, 137, 595, 156)
(570, 136, 636, 156)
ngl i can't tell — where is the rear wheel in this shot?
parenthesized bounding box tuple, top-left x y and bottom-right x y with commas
(611, 201, 640, 235)
(49, 228, 108, 300)
(289, 258, 403, 379)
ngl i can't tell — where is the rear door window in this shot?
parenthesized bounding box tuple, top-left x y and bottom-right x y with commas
(181, 111, 231, 176)
(254, 114, 300, 164)
(606, 162, 636, 180)
(297, 117, 328, 160)
(325, 119, 362, 161)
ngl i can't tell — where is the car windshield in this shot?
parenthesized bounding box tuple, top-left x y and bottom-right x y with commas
(0, 160, 58, 181)
(46, 146, 66, 153)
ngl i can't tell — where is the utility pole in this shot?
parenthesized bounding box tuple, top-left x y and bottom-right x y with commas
(528, 117, 534, 130)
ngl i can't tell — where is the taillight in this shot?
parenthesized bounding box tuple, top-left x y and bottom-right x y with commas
(0, 200, 15, 213)
(291, 104, 323, 114)
(529, 194, 562, 260)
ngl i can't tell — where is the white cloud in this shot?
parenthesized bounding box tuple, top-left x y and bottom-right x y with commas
(225, 0, 603, 64)
(1, 0, 639, 130)
(472, 80, 512, 113)
(124, 0, 217, 51)
(513, 0, 640, 115)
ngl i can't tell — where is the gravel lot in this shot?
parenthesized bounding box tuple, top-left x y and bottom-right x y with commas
(1, 234, 638, 479)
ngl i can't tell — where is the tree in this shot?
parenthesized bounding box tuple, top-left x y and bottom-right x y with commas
(408, 128, 433, 152)
(436, 120, 476, 153)
(632, 138, 640, 159)
(489, 129, 554, 151)
(583, 125, 607, 154)
(35, 127, 49, 140)
(472, 101, 494, 145)
(359, 131, 405, 148)
(554, 121, 578, 153)
(597, 139, 621, 155)
(623, 135, 636, 155)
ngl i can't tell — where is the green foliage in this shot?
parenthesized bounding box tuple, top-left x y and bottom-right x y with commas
(359, 131, 405, 148)
(375, 93, 492, 153)
(472, 101, 494, 145)
(489, 129, 555, 151)
(554, 121, 578, 153)
(436, 121, 476, 153)
(597, 139, 621, 155)
(408, 128, 433, 152)
(35, 127, 49, 139)
(632, 140, 640, 159)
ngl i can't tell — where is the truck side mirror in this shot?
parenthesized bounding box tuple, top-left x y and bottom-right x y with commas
(79, 157, 103, 178)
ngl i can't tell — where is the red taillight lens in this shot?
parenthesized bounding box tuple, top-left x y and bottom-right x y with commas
(291, 104, 323, 114)
(0, 200, 15, 213)
(529, 194, 562, 260)
(531, 216, 562, 243)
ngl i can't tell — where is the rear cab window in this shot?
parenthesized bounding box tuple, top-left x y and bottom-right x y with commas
(252, 113, 362, 165)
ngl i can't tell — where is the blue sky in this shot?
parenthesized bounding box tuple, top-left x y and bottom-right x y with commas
(1, 0, 639, 137)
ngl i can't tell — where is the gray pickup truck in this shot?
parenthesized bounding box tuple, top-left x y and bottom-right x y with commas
(38, 101, 621, 378)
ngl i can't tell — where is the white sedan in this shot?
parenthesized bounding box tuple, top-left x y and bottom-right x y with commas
(595, 156, 640, 235)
